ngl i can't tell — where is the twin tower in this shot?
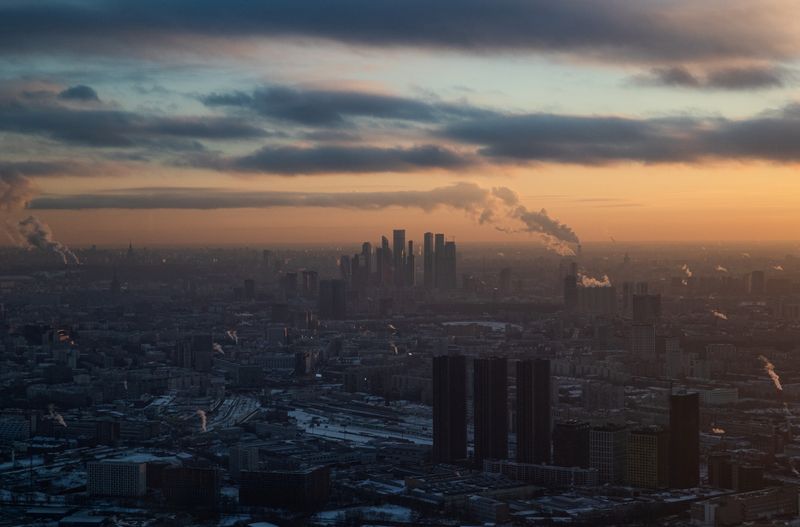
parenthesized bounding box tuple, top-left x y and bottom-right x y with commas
(433, 356, 551, 466)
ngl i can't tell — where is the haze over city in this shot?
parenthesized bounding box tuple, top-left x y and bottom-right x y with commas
(5, 2, 800, 527)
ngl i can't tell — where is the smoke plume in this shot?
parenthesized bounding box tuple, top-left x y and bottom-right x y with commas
(47, 403, 67, 427)
(196, 409, 207, 432)
(226, 330, 238, 344)
(715, 265, 728, 273)
(711, 427, 725, 434)
(213, 342, 225, 355)
(773, 265, 785, 271)
(578, 273, 612, 288)
(759, 355, 783, 392)
(711, 310, 728, 320)
(681, 264, 693, 278)
(17, 216, 79, 264)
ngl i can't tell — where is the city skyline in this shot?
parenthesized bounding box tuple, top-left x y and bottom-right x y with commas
(3, 2, 800, 247)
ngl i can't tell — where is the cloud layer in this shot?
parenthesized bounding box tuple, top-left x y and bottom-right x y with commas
(0, 1, 796, 66)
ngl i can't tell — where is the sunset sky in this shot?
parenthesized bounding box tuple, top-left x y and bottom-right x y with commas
(3, 1, 800, 247)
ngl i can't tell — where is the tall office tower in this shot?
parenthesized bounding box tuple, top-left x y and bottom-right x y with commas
(516, 359, 551, 464)
(380, 236, 392, 286)
(393, 229, 406, 287)
(423, 232, 435, 289)
(747, 270, 765, 295)
(434, 233, 445, 288)
(301, 270, 319, 298)
(632, 294, 662, 323)
(350, 254, 361, 289)
(361, 242, 372, 280)
(630, 324, 656, 358)
(473, 357, 508, 464)
(262, 249, 272, 269)
(627, 426, 670, 489)
(405, 240, 415, 287)
(318, 279, 346, 320)
(442, 240, 457, 290)
(339, 255, 351, 282)
(375, 247, 384, 287)
(432, 355, 467, 463)
(590, 424, 629, 484)
(553, 420, 590, 468)
(622, 281, 648, 316)
(669, 392, 699, 488)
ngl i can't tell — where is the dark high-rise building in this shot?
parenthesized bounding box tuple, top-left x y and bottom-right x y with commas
(379, 236, 392, 286)
(553, 420, 590, 468)
(301, 270, 319, 298)
(442, 240, 457, 290)
(434, 233, 445, 288)
(474, 357, 508, 464)
(243, 278, 255, 300)
(590, 424, 628, 484)
(669, 392, 699, 488)
(627, 426, 670, 489)
(432, 355, 467, 463)
(318, 279, 346, 320)
(361, 242, 372, 281)
(632, 293, 661, 323)
(393, 229, 406, 287)
(423, 232, 435, 289)
(405, 240, 415, 287)
(516, 359, 551, 464)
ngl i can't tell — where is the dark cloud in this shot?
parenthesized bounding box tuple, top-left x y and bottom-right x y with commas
(442, 105, 800, 164)
(0, 1, 794, 65)
(0, 160, 82, 210)
(0, 97, 266, 147)
(58, 85, 99, 101)
(219, 144, 471, 175)
(201, 85, 489, 126)
(29, 182, 494, 210)
(638, 66, 790, 90)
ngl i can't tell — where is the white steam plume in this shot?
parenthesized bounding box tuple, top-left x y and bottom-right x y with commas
(196, 409, 207, 432)
(578, 273, 612, 288)
(47, 404, 67, 427)
(773, 265, 785, 271)
(759, 355, 783, 392)
(226, 330, 238, 344)
(17, 216, 79, 264)
(711, 310, 728, 320)
(715, 265, 728, 273)
(213, 342, 225, 355)
(681, 264, 692, 278)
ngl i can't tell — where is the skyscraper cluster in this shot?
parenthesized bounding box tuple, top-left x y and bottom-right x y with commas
(342, 229, 457, 291)
(433, 355, 551, 466)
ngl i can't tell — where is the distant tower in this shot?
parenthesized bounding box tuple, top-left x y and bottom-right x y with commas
(473, 357, 508, 464)
(432, 355, 467, 463)
(423, 232, 435, 290)
(126, 242, 134, 262)
(393, 229, 406, 287)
